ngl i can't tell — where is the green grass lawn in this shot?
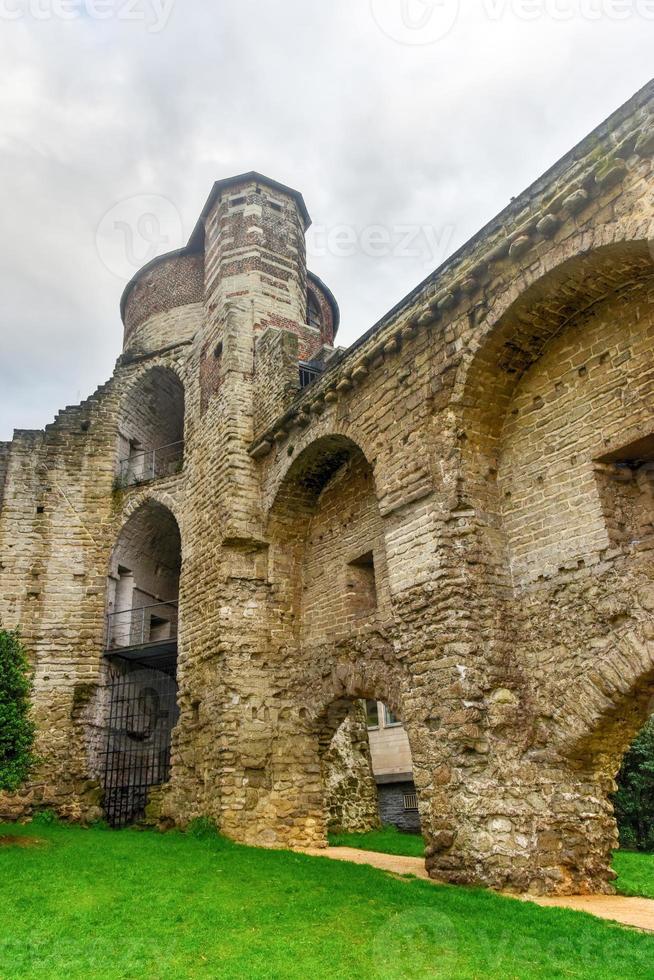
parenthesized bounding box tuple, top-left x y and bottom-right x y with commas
(1, 824, 653, 978)
(328, 826, 425, 857)
(613, 850, 654, 899)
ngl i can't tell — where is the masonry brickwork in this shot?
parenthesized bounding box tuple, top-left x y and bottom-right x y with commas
(1, 83, 654, 894)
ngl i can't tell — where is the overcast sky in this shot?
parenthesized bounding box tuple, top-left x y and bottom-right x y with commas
(0, 1, 651, 439)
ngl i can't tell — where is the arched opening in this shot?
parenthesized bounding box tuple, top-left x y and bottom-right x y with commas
(261, 437, 430, 856)
(105, 501, 181, 659)
(459, 239, 654, 586)
(456, 238, 654, 892)
(613, 713, 654, 854)
(101, 500, 182, 827)
(319, 693, 423, 847)
(267, 434, 388, 645)
(116, 367, 185, 487)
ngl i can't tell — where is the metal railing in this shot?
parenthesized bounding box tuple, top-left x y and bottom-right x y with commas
(116, 441, 184, 488)
(105, 601, 179, 651)
(299, 361, 324, 390)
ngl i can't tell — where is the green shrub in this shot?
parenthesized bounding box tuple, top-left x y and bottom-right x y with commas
(613, 715, 654, 851)
(0, 629, 36, 792)
(185, 817, 221, 840)
(31, 809, 61, 827)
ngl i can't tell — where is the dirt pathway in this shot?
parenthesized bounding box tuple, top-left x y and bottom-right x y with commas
(300, 846, 654, 932)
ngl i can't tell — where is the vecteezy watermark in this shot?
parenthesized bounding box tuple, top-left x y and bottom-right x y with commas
(370, 0, 654, 44)
(0, 0, 175, 32)
(372, 907, 460, 979)
(307, 223, 455, 266)
(96, 194, 183, 281)
(370, 0, 461, 45)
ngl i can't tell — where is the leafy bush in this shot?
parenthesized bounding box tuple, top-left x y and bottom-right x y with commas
(185, 817, 221, 840)
(31, 809, 61, 827)
(613, 715, 654, 851)
(0, 629, 36, 792)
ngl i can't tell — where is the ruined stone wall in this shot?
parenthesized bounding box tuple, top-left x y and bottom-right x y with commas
(323, 701, 380, 833)
(0, 388, 119, 820)
(0, 442, 10, 512)
(1, 86, 654, 897)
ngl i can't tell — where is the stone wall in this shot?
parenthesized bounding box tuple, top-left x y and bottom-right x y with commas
(323, 701, 381, 833)
(498, 280, 654, 583)
(378, 781, 421, 834)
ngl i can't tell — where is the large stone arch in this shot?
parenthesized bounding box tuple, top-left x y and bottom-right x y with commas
(555, 624, 654, 769)
(453, 223, 653, 415)
(266, 432, 390, 647)
(115, 364, 186, 486)
(274, 635, 435, 854)
(442, 229, 654, 894)
(454, 235, 654, 583)
(119, 487, 185, 541)
(262, 422, 380, 517)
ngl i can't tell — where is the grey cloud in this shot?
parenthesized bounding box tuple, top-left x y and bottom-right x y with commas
(0, 0, 651, 437)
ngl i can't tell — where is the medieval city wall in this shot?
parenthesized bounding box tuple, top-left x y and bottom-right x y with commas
(0, 86, 653, 895)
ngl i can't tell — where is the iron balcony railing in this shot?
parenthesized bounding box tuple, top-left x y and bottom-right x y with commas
(116, 441, 184, 488)
(105, 601, 179, 651)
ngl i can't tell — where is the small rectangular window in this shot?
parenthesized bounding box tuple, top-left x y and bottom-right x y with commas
(403, 792, 418, 811)
(346, 551, 377, 617)
(384, 705, 401, 727)
(595, 434, 654, 549)
(365, 699, 379, 729)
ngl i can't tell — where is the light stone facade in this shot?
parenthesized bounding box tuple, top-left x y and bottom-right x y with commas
(2, 83, 654, 894)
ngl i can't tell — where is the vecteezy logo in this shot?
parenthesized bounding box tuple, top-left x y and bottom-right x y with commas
(372, 907, 460, 979)
(370, 0, 460, 44)
(95, 194, 183, 281)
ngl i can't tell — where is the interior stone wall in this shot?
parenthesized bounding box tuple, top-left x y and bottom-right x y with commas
(300, 450, 389, 645)
(498, 280, 654, 584)
(117, 367, 185, 467)
(323, 701, 381, 833)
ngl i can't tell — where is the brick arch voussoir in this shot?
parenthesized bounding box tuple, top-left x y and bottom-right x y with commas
(263, 417, 380, 520)
(553, 627, 654, 770)
(118, 489, 184, 541)
(451, 219, 649, 422)
(119, 355, 187, 394)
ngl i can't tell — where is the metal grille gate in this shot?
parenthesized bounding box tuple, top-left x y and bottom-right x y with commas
(102, 660, 179, 828)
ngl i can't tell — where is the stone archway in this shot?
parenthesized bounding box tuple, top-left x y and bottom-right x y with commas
(89, 499, 183, 827)
(445, 235, 654, 895)
(116, 366, 185, 487)
(312, 671, 425, 847)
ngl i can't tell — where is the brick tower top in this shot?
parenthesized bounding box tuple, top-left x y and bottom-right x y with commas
(119, 172, 339, 358)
